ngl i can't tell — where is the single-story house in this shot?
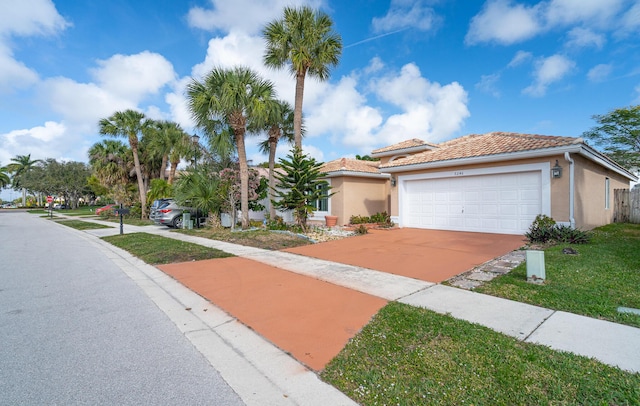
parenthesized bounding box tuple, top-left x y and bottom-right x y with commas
(318, 132, 638, 234)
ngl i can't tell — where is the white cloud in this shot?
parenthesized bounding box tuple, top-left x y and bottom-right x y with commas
(523, 54, 575, 97)
(508, 50, 533, 68)
(587, 63, 612, 83)
(619, 1, 640, 36)
(476, 73, 501, 97)
(372, 63, 469, 143)
(565, 27, 605, 49)
(39, 51, 177, 127)
(304, 75, 383, 149)
(0, 121, 71, 165)
(40, 77, 135, 125)
(90, 51, 176, 101)
(372, 0, 440, 33)
(0, 43, 39, 91)
(466, 0, 542, 45)
(0, 0, 67, 93)
(466, 0, 630, 46)
(186, 0, 321, 35)
(545, 0, 624, 27)
(0, 0, 69, 37)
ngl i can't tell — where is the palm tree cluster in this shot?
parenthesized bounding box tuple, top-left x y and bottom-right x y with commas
(92, 110, 195, 218)
(184, 5, 342, 229)
(90, 6, 342, 228)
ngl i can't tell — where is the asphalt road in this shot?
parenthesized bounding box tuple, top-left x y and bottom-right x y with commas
(0, 212, 245, 405)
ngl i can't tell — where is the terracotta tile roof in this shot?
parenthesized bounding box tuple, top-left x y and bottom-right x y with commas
(381, 132, 582, 168)
(371, 138, 436, 155)
(321, 157, 381, 174)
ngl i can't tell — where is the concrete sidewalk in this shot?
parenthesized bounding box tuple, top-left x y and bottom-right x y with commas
(80, 218, 640, 374)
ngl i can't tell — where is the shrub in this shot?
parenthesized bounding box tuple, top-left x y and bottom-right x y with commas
(553, 224, 592, 244)
(525, 214, 557, 243)
(370, 211, 391, 224)
(349, 215, 369, 224)
(354, 224, 368, 235)
(525, 215, 591, 244)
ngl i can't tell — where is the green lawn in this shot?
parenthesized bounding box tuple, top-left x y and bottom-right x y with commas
(476, 223, 640, 328)
(102, 232, 233, 264)
(322, 302, 640, 405)
(177, 228, 313, 250)
(55, 219, 112, 230)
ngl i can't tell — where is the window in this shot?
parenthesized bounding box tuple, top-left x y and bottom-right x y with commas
(312, 182, 329, 212)
(605, 177, 610, 209)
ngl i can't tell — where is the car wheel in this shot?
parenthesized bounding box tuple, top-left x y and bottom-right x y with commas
(172, 215, 183, 229)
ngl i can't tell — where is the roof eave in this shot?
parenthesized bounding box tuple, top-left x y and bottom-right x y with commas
(324, 170, 391, 179)
(380, 145, 638, 181)
(371, 144, 433, 158)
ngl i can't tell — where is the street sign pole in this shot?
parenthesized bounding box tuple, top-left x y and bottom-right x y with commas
(47, 196, 53, 219)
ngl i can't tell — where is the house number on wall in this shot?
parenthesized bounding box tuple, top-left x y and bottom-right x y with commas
(453, 171, 464, 176)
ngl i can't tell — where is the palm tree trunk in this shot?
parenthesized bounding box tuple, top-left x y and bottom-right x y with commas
(130, 143, 147, 219)
(160, 155, 168, 180)
(268, 137, 278, 220)
(168, 161, 178, 184)
(293, 70, 306, 150)
(235, 132, 250, 230)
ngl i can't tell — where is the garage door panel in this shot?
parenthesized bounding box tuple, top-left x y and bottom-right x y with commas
(403, 171, 542, 234)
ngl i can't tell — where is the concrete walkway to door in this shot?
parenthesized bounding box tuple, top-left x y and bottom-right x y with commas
(284, 228, 526, 283)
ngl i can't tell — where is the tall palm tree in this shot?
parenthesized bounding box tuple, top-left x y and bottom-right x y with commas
(263, 6, 342, 150)
(99, 109, 149, 218)
(167, 131, 194, 185)
(187, 66, 277, 229)
(144, 120, 186, 181)
(257, 99, 296, 219)
(7, 154, 43, 206)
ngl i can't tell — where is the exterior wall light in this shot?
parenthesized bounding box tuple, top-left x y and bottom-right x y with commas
(390, 176, 397, 187)
(551, 160, 563, 178)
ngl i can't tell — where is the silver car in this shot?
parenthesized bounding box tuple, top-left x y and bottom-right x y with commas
(153, 199, 206, 228)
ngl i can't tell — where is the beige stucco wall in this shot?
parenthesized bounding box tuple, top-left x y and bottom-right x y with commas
(386, 155, 631, 230)
(572, 154, 630, 230)
(329, 177, 389, 225)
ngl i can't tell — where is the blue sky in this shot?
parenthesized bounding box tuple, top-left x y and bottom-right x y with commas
(1, 0, 640, 200)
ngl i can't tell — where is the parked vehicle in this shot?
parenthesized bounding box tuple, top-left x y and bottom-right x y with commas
(53, 203, 67, 210)
(149, 198, 172, 221)
(95, 204, 115, 215)
(153, 199, 206, 228)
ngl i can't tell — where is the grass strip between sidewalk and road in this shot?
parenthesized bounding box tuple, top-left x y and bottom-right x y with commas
(476, 223, 640, 328)
(55, 219, 112, 230)
(102, 232, 233, 264)
(321, 302, 640, 405)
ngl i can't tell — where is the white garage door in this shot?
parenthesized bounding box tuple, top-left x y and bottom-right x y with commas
(403, 171, 541, 234)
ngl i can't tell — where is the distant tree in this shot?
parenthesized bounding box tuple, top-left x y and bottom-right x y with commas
(355, 154, 379, 161)
(583, 105, 640, 169)
(6, 154, 42, 206)
(99, 109, 149, 218)
(263, 6, 342, 150)
(272, 148, 332, 231)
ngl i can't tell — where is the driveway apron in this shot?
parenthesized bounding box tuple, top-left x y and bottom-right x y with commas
(158, 257, 387, 371)
(284, 228, 526, 283)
